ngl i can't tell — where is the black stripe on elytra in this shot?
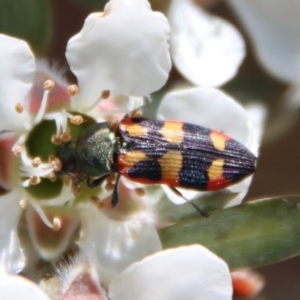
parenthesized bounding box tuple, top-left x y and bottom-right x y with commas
(178, 123, 214, 189)
(222, 139, 256, 182)
(127, 158, 162, 181)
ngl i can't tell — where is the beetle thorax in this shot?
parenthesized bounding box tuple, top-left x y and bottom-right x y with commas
(75, 122, 116, 177)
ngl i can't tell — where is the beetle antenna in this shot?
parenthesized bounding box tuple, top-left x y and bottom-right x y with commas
(111, 174, 121, 208)
(169, 186, 208, 218)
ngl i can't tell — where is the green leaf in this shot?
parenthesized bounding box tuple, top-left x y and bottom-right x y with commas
(0, 0, 52, 54)
(159, 196, 300, 270)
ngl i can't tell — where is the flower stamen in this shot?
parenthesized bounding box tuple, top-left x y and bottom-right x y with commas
(19, 199, 27, 210)
(101, 90, 110, 99)
(32, 157, 42, 168)
(27, 198, 54, 228)
(49, 155, 62, 172)
(15, 103, 24, 114)
(13, 145, 23, 156)
(60, 131, 71, 142)
(68, 85, 78, 96)
(45, 110, 73, 141)
(29, 176, 41, 185)
(34, 80, 54, 125)
(70, 115, 84, 125)
(52, 217, 62, 231)
(43, 79, 55, 91)
(51, 134, 62, 145)
(20, 150, 59, 187)
(47, 172, 57, 182)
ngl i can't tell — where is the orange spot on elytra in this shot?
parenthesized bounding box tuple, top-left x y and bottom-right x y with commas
(157, 150, 182, 181)
(160, 122, 184, 145)
(207, 158, 231, 190)
(210, 130, 230, 151)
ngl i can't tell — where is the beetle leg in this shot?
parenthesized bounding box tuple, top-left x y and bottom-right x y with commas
(169, 186, 208, 218)
(111, 174, 121, 207)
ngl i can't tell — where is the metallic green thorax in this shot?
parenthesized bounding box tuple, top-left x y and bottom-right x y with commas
(75, 122, 120, 177)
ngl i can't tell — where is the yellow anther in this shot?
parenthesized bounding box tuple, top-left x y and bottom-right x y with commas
(68, 85, 78, 96)
(51, 134, 62, 145)
(29, 176, 41, 185)
(44, 79, 55, 90)
(13, 146, 23, 156)
(47, 172, 57, 182)
(32, 157, 42, 168)
(49, 155, 62, 172)
(60, 132, 71, 142)
(105, 182, 115, 192)
(135, 187, 145, 197)
(70, 115, 84, 125)
(90, 195, 100, 203)
(101, 90, 110, 99)
(15, 103, 24, 114)
(19, 199, 27, 210)
(52, 217, 61, 231)
(130, 109, 143, 118)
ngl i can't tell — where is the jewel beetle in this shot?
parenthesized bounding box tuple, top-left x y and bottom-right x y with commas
(56, 115, 256, 206)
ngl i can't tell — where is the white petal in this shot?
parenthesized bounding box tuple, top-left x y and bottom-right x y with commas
(244, 103, 266, 154)
(169, 0, 245, 87)
(78, 205, 162, 273)
(0, 189, 25, 273)
(227, 0, 300, 83)
(109, 245, 232, 300)
(0, 273, 50, 300)
(66, 0, 171, 110)
(225, 103, 265, 206)
(25, 206, 80, 261)
(158, 87, 249, 145)
(0, 34, 35, 132)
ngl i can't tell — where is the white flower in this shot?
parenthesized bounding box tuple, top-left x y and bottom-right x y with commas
(59, 245, 232, 300)
(66, 0, 171, 110)
(0, 0, 171, 272)
(227, 0, 300, 83)
(168, 0, 245, 87)
(0, 270, 50, 300)
(77, 204, 162, 274)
